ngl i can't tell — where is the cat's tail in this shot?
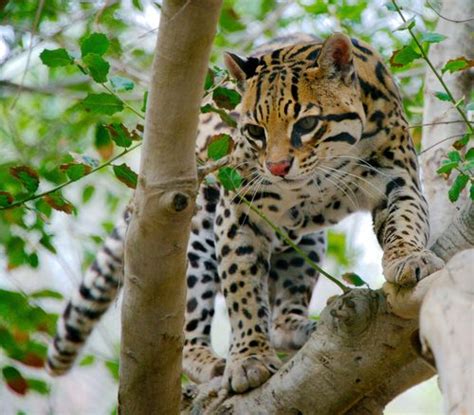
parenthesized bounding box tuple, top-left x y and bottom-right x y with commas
(46, 207, 132, 375)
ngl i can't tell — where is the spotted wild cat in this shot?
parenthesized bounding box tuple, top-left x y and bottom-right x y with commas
(47, 33, 444, 393)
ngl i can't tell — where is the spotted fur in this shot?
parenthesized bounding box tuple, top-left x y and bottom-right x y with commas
(47, 33, 443, 392)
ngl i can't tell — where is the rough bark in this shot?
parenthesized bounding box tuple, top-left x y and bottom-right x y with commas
(181, 214, 469, 414)
(118, 1, 222, 414)
(420, 249, 474, 415)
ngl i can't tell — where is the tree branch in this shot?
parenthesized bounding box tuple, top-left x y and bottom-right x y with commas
(118, 1, 222, 413)
(183, 1, 474, 412)
(182, 210, 470, 413)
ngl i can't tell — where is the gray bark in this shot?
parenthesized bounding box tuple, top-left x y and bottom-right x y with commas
(118, 1, 222, 413)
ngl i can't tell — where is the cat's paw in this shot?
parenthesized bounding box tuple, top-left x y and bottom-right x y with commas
(223, 353, 281, 393)
(383, 249, 444, 286)
(183, 346, 225, 383)
(271, 315, 317, 350)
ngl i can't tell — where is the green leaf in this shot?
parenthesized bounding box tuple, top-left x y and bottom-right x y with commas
(110, 76, 134, 92)
(419, 32, 447, 44)
(465, 147, 474, 161)
(434, 91, 451, 102)
(327, 230, 349, 266)
(106, 123, 132, 148)
(219, 7, 245, 33)
(470, 183, 474, 201)
(453, 134, 470, 150)
(389, 46, 421, 67)
(82, 185, 95, 204)
(27, 378, 49, 395)
(447, 150, 462, 162)
(448, 173, 469, 202)
(30, 289, 63, 300)
(39, 234, 56, 254)
(303, 2, 329, 14)
(0, 191, 14, 207)
(83, 53, 110, 83)
(437, 161, 458, 175)
(208, 134, 232, 161)
(28, 253, 39, 268)
(442, 57, 474, 74)
(341, 272, 367, 287)
(79, 355, 96, 366)
(10, 166, 39, 194)
(141, 91, 148, 113)
(95, 124, 114, 159)
(2, 366, 28, 395)
(60, 163, 91, 181)
(80, 33, 110, 57)
(112, 163, 138, 189)
(105, 360, 119, 381)
(204, 69, 215, 91)
(385, 2, 397, 11)
(132, 0, 143, 10)
(217, 167, 242, 191)
(212, 87, 241, 110)
(81, 93, 124, 115)
(39, 48, 74, 67)
(43, 192, 74, 214)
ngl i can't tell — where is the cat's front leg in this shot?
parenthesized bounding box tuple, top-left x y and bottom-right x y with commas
(215, 200, 281, 393)
(373, 174, 444, 286)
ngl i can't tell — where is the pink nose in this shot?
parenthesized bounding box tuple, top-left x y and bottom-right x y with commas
(266, 159, 293, 177)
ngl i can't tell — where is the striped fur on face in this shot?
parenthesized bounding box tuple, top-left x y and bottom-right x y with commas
(227, 34, 366, 184)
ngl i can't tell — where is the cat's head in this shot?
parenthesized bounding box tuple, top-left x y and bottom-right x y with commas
(225, 33, 365, 184)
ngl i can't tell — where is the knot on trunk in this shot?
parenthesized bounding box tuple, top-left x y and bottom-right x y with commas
(323, 289, 380, 337)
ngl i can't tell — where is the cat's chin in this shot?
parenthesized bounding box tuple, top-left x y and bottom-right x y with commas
(263, 175, 310, 187)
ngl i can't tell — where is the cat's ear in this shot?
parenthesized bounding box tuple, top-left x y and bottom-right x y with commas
(318, 33, 354, 84)
(224, 53, 260, 82)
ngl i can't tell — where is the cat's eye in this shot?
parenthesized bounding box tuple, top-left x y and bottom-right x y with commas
(295, 116, 319, 133)
(245, 124, 266, 140)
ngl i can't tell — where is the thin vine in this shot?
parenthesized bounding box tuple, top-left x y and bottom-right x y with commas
(391, 0, 473, 135)
(238, 196, 349, 292)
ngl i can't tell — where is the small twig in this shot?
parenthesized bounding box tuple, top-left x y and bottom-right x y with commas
(419, 133, 465, 154)
(94, 0, 113, 27)
(426, 0, 474, 23)
(101, 83, 145, 119)
(238, 196, 349, 292)
(197, 156, 230, 182)
(0, 142, 142, 211)
(10, 0, 45, 109)
(409, 120, 473, 129)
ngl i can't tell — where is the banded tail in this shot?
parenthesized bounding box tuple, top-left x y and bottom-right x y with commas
(46, 207, 132, 375)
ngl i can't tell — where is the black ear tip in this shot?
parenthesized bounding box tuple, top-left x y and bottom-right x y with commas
(224, 53, 261, 80)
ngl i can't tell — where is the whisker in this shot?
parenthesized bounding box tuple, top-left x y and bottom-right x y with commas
(319, 164, 385, 201)
(319, 155, 395, 180)
(315, 167, 359, 210)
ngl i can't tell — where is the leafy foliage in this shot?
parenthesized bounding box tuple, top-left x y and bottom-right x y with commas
(0, 0, 471, 411)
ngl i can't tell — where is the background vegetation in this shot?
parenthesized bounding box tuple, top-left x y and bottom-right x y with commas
(0, 0, 471, 413)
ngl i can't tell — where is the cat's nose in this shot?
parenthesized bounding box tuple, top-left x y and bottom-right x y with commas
(266, 158, 293, 177)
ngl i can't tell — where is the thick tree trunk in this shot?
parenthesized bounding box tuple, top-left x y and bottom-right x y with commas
(420, 249, 474, 414)
(418, 1, 474, 413)
(118, 1, 222, 413)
